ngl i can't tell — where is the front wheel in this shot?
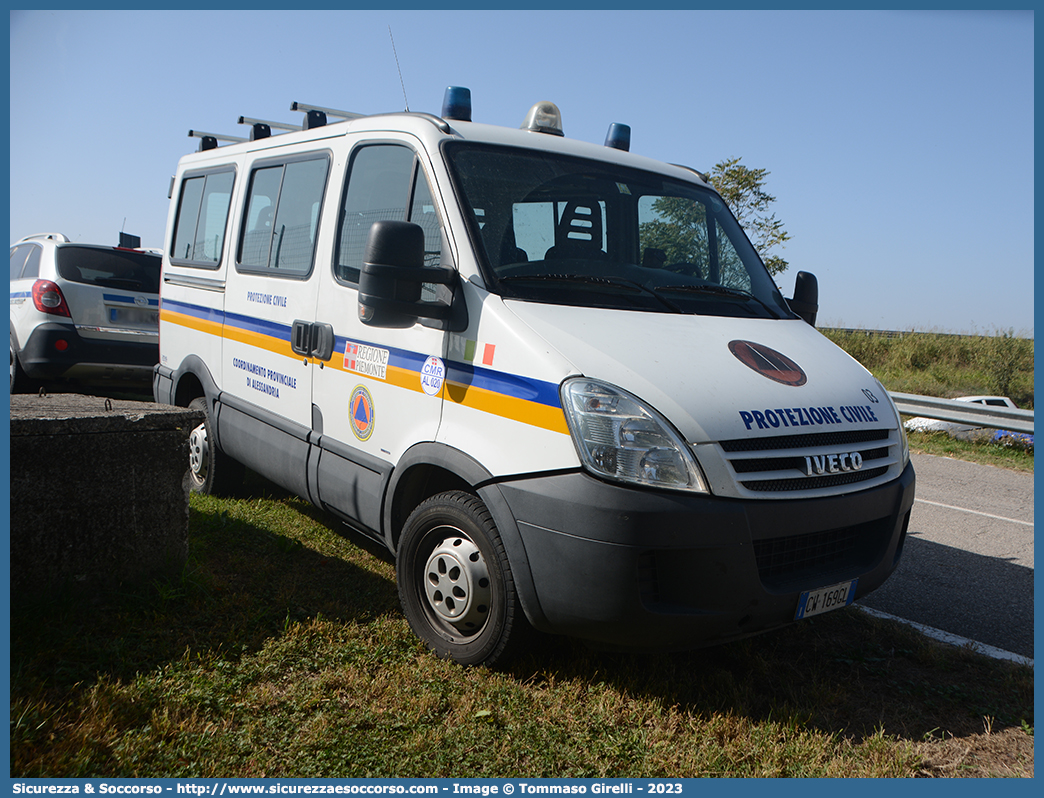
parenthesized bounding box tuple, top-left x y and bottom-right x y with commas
(397, 490, 531, 666)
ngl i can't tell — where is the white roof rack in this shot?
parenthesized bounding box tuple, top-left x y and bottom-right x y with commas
(17, 233, 70, 243)
(238, 115, 302, 132)
(188, 101, 368, 150)
(290, 102, 364, 122)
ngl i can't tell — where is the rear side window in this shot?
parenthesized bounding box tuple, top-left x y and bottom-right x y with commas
(56, 247, 161, 294)
(171, 169, 236, 266)
(238, 155, 329, 277)
(10, 245, 32, 280)
(335, 144, 443, 284)
(22, 247, 41, 279)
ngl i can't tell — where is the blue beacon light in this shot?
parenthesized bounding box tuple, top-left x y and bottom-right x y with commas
(604, 123, 631, 152)
(442, 86, 472, 121)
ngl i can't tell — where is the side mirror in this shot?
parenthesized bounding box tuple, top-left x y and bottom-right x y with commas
(358, 220, 466, 331)
(787, 271, 818, 326)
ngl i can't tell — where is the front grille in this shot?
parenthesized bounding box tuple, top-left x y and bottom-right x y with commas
(720, 429, 890, 452)
(743, 466, 890, 492)
(730, 447, 891, 474)
(716, 429, 898, 496)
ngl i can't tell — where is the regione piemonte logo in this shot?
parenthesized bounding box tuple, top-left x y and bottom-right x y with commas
(728, 340, 807, 386)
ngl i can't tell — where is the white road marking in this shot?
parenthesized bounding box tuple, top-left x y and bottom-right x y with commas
(857, 605, 1034, 667)
(916, 498, 1034, 527)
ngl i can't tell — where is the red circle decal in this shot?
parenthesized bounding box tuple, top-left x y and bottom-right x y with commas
(728, 340, 807, 386)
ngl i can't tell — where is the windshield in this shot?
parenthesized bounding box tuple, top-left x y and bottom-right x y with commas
(445, 143, 793, 319)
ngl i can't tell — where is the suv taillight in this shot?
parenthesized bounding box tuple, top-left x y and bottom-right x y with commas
(32, 279, 71, 317)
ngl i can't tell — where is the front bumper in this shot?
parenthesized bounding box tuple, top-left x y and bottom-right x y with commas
(499, 460, 916, 649)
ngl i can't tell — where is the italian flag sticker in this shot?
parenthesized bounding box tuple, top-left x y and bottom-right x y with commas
(463, 339, 496, 366)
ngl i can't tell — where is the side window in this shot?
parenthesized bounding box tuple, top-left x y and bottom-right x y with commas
(21, 247, 41, 280)
(335, 145, 412, 284)
(171, 170, 235, 266)
(410, 169, 442, 269)
(239, 156, 329, 276)
(713, 217, 751, 292)
(240, 167, 282, 268)
(10, 245, 31, 280)
(335, 144, 443, 283)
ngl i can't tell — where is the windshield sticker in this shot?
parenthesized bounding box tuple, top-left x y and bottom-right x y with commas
(349, 385, 375, 441)
(729, 340, 806, 386)
(739, 404, 880, 431)
(421, 355, 446, 397)
(343, 341, 390, 380)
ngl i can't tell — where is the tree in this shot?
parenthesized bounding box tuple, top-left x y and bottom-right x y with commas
(709, 157, 791, 276)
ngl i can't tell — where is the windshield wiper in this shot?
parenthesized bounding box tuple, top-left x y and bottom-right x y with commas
(654, 283, 781, 318)
(499, 273, 682, 312)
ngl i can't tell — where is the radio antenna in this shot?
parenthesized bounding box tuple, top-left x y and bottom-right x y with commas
(389, 26, 409, 112)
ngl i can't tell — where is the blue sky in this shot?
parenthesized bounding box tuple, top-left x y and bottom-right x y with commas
(8, 8, 1034, 335)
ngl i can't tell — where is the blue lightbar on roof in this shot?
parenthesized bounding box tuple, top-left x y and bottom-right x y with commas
(442, 86, 472, 122)
(604, 122, 631, 152)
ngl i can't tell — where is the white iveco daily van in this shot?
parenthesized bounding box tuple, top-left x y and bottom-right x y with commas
(155, 87, 915, 665)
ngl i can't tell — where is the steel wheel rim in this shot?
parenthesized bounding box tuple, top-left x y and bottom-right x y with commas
(422, 526, 493, 636)
(188, 421, 209, 485)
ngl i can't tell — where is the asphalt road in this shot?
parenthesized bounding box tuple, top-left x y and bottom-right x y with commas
(857, 453, 1034, 659)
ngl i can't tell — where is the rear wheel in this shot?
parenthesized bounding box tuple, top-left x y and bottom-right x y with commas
(187, 396, 243, 495)
(9, 335, 27, 393)
(397, 490, 531, 666)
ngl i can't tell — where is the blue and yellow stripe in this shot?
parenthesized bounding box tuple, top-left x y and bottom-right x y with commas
(160, 299, 569, 434)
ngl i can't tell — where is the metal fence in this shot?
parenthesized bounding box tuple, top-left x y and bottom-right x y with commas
(890, 393, 1034, 436)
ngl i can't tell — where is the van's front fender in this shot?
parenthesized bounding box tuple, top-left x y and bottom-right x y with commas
(385, 441, 552, 632)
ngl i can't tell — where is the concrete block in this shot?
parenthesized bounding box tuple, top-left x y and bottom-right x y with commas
(9, 393, 203, 595)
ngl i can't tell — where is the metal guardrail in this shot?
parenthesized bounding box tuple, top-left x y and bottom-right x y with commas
(890, 392, 1034, 435)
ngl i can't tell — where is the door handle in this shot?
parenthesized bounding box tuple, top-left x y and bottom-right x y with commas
(291, 320, 312, 357)
(310, 323, 335, 361)
(290, 319, 335, 361)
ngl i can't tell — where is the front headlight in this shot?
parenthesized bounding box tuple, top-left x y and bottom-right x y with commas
(875, 378, 911, 468)
(561, 377, 708, 493)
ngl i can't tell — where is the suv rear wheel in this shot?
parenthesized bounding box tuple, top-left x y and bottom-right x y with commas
(9, 335, 28, 393)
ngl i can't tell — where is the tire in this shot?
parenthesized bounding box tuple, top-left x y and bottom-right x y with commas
(397, 490, 531, 666)
(186, 396, 243, 495)
(9, 336, 17, 394)
(10, 335, 26, 394)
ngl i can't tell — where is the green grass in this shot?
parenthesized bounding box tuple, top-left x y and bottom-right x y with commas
(904, 430, 1034, 472)
(822, 328, 1034, 472)
(822, 328, 1034, 410)
(10, 474, 1034, 778)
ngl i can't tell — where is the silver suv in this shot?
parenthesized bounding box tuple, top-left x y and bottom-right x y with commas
(10, 233, 161, 392)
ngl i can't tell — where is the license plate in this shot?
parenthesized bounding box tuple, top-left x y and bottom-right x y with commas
(109, 307, 158, 326)
(795, 578, 857, 620)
